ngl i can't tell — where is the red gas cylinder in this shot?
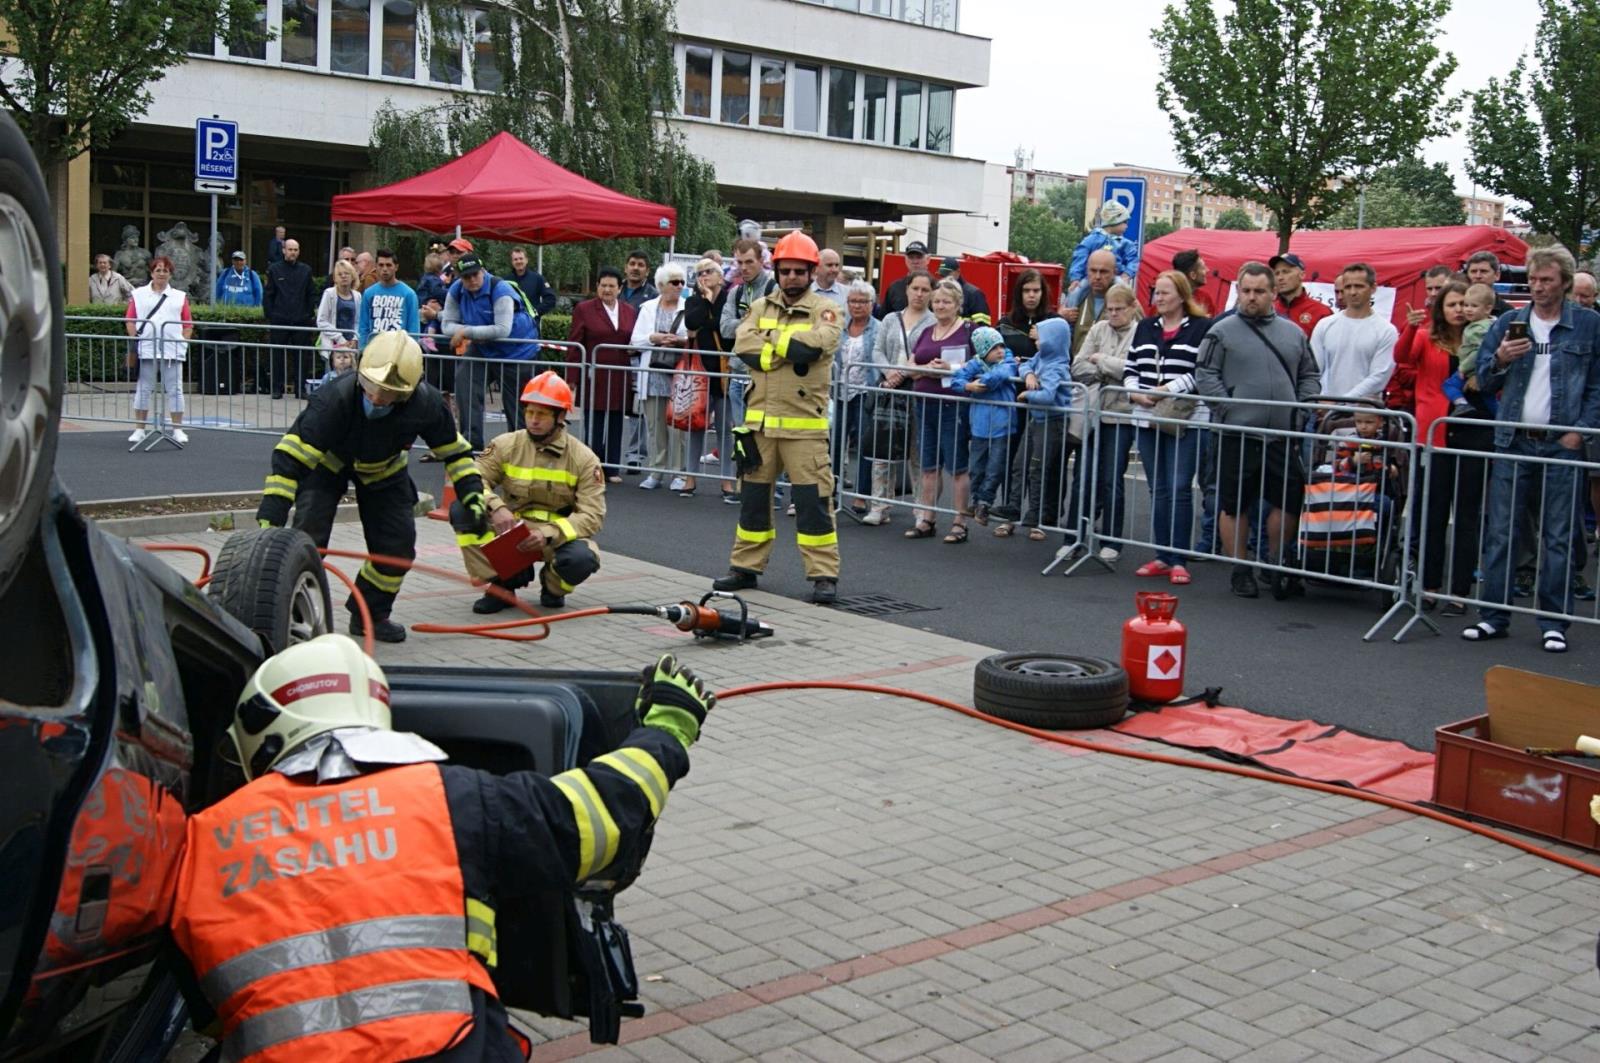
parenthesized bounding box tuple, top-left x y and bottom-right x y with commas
(1121, 592, 1186, 703)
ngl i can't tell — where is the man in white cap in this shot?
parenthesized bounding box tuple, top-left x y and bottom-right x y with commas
(1067, 201, 1139, 295)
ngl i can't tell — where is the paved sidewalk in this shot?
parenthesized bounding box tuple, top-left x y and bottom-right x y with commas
(140, 519, 1600, 1062)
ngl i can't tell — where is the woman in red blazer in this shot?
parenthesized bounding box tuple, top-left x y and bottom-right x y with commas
(567, 267, 640, 480)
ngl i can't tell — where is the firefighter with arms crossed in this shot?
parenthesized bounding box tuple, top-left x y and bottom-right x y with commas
(166, 634, 714, 1061)
(256, 332, 487, 643)
(452, 371, 606, 613)
(712, 231, 843, 603)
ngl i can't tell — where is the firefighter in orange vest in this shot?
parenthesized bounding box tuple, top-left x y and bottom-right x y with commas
(167, 634, 713, 1061)
(711, 230, 843, 604)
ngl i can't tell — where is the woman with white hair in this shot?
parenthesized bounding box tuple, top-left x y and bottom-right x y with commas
(835, 280, 885, 521)
(628, 262, 690, 490)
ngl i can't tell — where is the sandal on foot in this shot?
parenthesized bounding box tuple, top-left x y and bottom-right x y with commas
(904, 521, 936, 539)
(1027, 527, 1047, 541)
(993, 523, 1015, 538)
(1460, 622, 1508, 642)
(1168, 565, 1191, 585)
(1135, 560, 1172, 578)
(1543, 631, 1568, 653)
(943, 524, 969, 544)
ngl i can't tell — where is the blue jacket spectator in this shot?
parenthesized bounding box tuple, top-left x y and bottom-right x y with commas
(441, 265, 539, 360)
(950, 345, 1018, 439)
(1070, 229, 1139, 286)
(1475, 300, 1600, 448)
(1018, 317, 1074, 421)
(215, 258, 263, 307)
(357, 279, 420, 351)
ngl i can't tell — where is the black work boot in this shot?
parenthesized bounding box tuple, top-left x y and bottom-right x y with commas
(810, 578, 838, 605)
(351, 612, 407, 643)
(1230, 565, 1259, 599)
(713, 568, 759, 592)
(472, 583, 515, 614)
(539, 587, 567, 609)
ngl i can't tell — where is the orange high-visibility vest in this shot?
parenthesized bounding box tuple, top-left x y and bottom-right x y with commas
(170, 763, 499, 1062)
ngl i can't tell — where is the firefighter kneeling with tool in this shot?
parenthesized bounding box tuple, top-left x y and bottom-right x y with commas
(256, 332, 487, 644)
(167, 634, 713, 1061)
(712, 230, 844, 604)
(451, 371, 606, 613)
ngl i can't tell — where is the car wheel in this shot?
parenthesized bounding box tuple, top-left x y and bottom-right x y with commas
(972, 652, 1130, 730)
(0, 112, 64, 600)
(209, 528, 332, 654)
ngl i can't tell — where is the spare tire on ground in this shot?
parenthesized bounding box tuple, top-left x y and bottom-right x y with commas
(208, 528, 331, 654)
(972, 652, 1130, 730)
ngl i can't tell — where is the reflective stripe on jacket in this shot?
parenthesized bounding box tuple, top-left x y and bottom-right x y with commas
(732, 289, 842, 438)
(466, 426, 606, 547)
(170, 764, 499, 1062)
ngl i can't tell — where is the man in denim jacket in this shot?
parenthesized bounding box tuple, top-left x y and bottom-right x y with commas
(1463, 246, 1600, 653)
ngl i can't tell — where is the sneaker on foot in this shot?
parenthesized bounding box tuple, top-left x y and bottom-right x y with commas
(713, 568, 759, 592)
(810, 578, 838, 605)
(351, 614, 407, 643)
(172, 428, 189, 444)
(700, 450, 720, 465)
(786, 503, 797, 516)
(128, 428, 148, 444)
(1513, 579, 1533, 599)
(1098, 546, 1121, 562)
(639, 475, 661, 490)
(1573, 577, 1596, 602)
(668, 476, 687, 492)
(1231, 566, 1260, 599)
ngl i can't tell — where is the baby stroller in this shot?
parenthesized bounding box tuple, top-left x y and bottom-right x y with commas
(1297, 400, 1409, 597)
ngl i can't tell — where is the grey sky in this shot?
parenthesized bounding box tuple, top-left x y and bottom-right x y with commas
(953, 0, 1543, 198)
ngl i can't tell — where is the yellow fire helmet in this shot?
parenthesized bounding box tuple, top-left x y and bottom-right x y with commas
(358, 331, 425, 399)
(229, 633, 392, 780)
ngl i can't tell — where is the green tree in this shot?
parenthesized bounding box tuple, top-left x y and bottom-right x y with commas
(1153, 0, 1458, 251)
(1041, 182, 1088, 228)
(0, 0, 266, 169)
(1467, 0, 1600, 252)
(1144, 219, 1180, 241)
(1372, 158, 1466, 225)
(1213, 207, 1257, 231)
(1009, 200, 1079, 266)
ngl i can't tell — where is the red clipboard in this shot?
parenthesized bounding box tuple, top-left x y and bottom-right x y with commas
(480, 522, 534, 580)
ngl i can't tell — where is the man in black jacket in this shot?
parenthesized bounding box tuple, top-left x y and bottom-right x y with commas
(263, 237, 318, 398)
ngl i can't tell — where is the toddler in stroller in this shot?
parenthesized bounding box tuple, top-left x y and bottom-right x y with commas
(1300, 406, 1405, 584)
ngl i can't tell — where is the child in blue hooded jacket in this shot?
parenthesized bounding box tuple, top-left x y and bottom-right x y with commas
(950, 327, 1017, 523)
(996, 317, 1075, 539)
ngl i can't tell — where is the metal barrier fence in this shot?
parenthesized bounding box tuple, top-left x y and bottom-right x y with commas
(1398, 414, 1600, 641)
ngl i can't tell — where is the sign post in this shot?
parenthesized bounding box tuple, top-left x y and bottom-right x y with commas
(195, 117, 239, 305)
(1101, 176, 1148, 250)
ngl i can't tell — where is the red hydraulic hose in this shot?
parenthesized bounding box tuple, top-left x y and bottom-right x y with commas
(140, 543, 213, 583)
(321, 561, 374, 656)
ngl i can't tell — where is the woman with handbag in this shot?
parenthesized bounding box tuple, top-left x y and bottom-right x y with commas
(867, 270, 935, 525)
(1123, 270, 1211, 584)
(683, 258, 735, 502)
(629, 263, 690, 492)
(123, 255, 194, 445)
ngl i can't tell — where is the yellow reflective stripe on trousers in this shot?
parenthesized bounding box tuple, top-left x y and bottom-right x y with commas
(592, 749, 669, 820)
(198, 915, 464, 1004)
(736, 524, 776, 543)
(358, 561, 404, 593)
(465, 898, 497, 968)
(262, 474, 296, 500)
(552, 516, 577, 541)
(456, 530, 496, 547)
(551, 771, 619, 879)
(223, 978, 471, 1062)
(796, 530, 839, 548)
(501, 464, 579, 486)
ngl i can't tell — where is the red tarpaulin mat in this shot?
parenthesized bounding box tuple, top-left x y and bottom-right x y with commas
(1111, 702, 1435, 803)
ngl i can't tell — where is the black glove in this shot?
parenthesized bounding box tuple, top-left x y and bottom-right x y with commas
(786, 337, 823, 365)
(256, 495, 291, 529)
(448, 499, 489, 536)
(634, 654, 715, 749)
(731, 428, 761, 475)
(458, 491, 489, 534)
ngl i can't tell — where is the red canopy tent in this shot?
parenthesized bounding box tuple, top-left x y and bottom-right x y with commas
(1136, 226, 1529, 332)
(329, 132, 677, 244)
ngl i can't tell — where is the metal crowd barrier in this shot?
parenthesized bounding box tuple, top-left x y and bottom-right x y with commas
(586, 343, 743, 492)
(1399, 414, 1599, 640)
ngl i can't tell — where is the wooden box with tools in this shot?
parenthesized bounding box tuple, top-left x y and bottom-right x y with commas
(1433, 666, 1600, 850)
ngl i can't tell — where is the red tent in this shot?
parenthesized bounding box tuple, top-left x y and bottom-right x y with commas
(330, 132, 676, 244)
(1137, 226, 1529, 331)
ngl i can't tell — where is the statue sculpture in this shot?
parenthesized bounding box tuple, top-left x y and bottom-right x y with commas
(112, 225, 151, 286)
(154, 222, 205, 295)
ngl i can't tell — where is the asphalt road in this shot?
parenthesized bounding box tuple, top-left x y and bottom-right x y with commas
(57, 424, 1598, 750)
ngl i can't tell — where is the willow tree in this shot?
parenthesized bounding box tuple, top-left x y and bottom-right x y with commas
(369, 0, 731, 287)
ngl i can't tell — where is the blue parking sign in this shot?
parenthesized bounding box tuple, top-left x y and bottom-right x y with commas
(1101, 177, 1147, 249)
(195, 119, 239, 183)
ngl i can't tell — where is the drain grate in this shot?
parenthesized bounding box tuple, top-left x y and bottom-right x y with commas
(829, 594, 940, 617)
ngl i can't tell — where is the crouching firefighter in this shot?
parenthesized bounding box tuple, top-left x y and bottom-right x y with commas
(256, 332, 486, 643)
(451, 371, 606, 613)
(712, 230, 844, 604)
(167, 634, 714, 1061)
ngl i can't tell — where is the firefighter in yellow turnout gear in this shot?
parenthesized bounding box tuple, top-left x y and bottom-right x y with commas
(712, 231, 844, 604)
(452, 372, 607, 612)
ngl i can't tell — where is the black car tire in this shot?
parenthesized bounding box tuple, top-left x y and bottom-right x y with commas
(0, 112, 64, 600)
(209, 528, 332, 654)
(972, 652, 1130, 730)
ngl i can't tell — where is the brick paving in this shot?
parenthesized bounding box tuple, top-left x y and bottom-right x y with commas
(138, 519, 1600, 1062)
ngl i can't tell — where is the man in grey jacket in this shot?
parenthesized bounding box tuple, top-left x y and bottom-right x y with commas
(1196, 261, 1322, 599)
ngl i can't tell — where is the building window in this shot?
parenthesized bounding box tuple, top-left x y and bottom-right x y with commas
(683, 46, 712, 118)
(280, 0, 319, 66)
(759, 59, 785, 128)
(928, 0, 957, 30)
(331, 0, 371, 74)
(721, 51, 751, 124)
(472, 9, 501, 91)
(229, 0, 267, 60)
(382, 0, 417, 79)
(926, 84, 952, 153)
(429, 8, 465, 84)
(862, 75, 889, 143)
(903, 0, 926, 24)
(827, 67, 856, 139)
(793, 63, 821, 133)
(895, 79, 922, 149)
(863, 0, 895, 14)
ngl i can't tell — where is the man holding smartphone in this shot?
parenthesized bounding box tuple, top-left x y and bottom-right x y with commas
(1462, 246, 1600, 654)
